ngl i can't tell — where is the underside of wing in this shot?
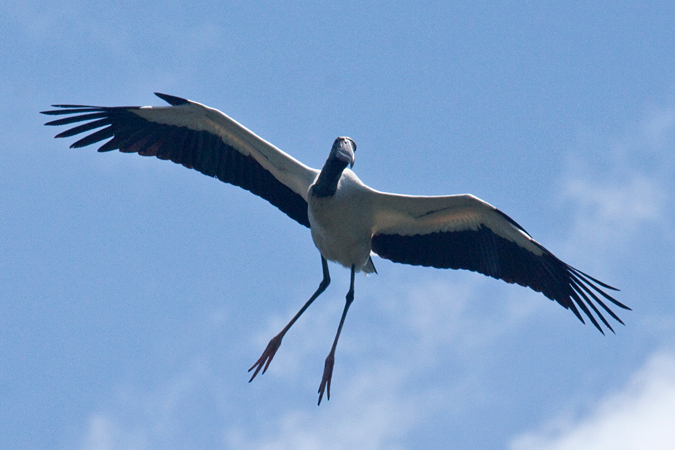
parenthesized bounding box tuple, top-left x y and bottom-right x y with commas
(369, 192, 630, 333)
(42, 93, 317, 227)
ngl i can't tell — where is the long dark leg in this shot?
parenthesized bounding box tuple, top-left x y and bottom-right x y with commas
(317, 264, 355, 405)
(248, 256, 331, 382)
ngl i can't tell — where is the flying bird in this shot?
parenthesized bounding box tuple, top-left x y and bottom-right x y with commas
(42, 93, 629, 404)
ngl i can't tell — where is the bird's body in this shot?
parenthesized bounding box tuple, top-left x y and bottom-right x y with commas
(309, 169, 376, 274)
(43, 93, 629, 404)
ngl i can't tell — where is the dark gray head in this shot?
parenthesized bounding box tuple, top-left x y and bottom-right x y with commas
(331, 136, 356, 168)
(311, 137, 358, 198)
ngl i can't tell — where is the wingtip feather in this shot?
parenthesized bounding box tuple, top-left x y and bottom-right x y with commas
(154, 92, 189, 106)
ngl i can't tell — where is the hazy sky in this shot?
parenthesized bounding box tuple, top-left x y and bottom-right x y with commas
(2, 1, 675, 449)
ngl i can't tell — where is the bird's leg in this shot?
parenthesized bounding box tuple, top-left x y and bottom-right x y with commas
(318, 264, 355, 405)
(248, 256, 331, 382)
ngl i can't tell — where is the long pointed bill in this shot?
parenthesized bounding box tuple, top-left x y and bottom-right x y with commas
(333, 136, 356, 168)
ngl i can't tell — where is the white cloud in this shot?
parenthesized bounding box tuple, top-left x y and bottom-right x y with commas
(223, 276, 456, 450)
(75, 269, 531, 450)
(81, 414, 148, 450)
(81, 415, 115, 450)
(507, 104, 675, 450)
(225, 270, 543, 450)
(226, 380, 422, 450)
(641, 106, 675, 150)
(559, 106, 675, 265)
(375, 271, 543, 360)
(509, 351, 675, 450)
(563, 173, 665, 250)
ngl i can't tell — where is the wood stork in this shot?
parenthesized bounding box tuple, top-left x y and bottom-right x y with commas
(42, 93, 629, 404)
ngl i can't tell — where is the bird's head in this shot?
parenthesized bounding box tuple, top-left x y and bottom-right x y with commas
(311, 136, 357, 198)
(331, 136, 356, 168)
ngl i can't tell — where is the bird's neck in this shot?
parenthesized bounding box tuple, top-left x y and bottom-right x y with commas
(311, 157, 348, 198)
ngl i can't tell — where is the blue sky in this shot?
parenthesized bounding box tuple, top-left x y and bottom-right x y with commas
(2, 1, 675, 449)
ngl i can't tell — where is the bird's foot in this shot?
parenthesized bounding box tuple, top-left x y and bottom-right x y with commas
(248, 333, 283, 382)
(317, 352, 335, 405)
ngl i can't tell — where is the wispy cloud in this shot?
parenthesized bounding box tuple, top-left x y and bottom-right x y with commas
(77, 270, 527, 450)
(79, 355, 220, 450)
(224, 269, 544, 450)
(509, 351, 675, 450)
(558, 105, 675, 262)
(509, 103, 675, 450)
(81, 414, 148, 450)
(563, 174, 665, 247)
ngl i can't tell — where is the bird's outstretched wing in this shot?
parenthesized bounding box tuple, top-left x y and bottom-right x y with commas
(370, 192, 630, 333)
(42, 93, 319, 227)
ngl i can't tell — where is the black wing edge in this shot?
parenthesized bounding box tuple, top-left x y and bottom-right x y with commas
(154, 92, 189, 106)
(41, 94, 310, 227)
(371, 227, 630, 334)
